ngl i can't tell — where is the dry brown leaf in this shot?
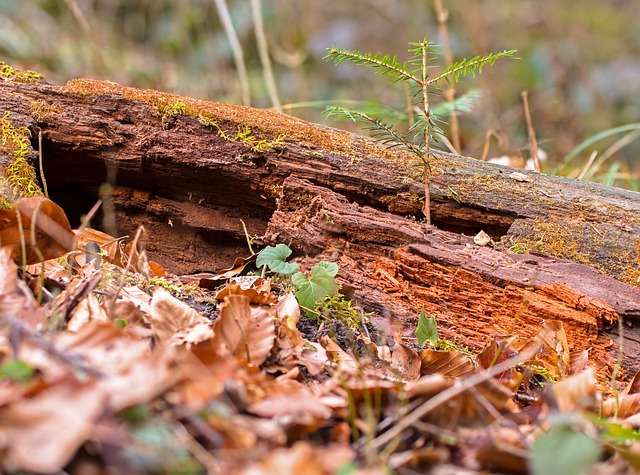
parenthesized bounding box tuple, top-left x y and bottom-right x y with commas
(248, 388, 333, 423)
(213, 295, 276, 366)
(109, 285, 152, 325)
(0, 196, 75, 264)
(319, 334, 359, 374)
(419, 349, 475, 378)
(406, 373, 454, 398)
(0, 378, 106, 473)
(55, 321, 177, 411)
(49, 269, 103, 325)
(74, 227, 124, 267)
(273, 292, 300, 325)
(603, 370, 640, 418)
(215, 276, 278, 305)
(149, 287, 213, 347)
(0, 247, 47, 330)
(175, 341, 240, 408)
(193, 254, 257, 287)
(67, 292, 110, 332)
(390, 335, 422, 382)
(240, 441, 352, 475)
(527, 320, 570, 379)
(552, 367, 598, 413)
(148, 260, 166, 277)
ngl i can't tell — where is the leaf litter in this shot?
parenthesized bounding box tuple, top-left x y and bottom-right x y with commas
(0, 197, 639, 474)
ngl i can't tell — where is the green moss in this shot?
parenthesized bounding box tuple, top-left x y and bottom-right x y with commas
(507, 220, 596, 271)
(61, 78, 409, 163)
(0, 112, 42, 208)
(433, 339, 475, 360)
(29, 100, 63, 122)
(0, 61, 44, 84)
(519, 363, 557, 383)
(315, 294, 360, 329)
(161, 101, 188, 129)
(0, 62, 16, 80)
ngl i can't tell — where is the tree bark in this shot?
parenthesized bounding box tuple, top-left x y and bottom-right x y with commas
(2, 78, 640, 377)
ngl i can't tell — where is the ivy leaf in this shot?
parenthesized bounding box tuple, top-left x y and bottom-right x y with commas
(415, 308, 439, 347)
(0, 359, 36, 382)
(293, 262, 339, 311)
(314, 261, 339, 277)
(256, 244, 299, 275)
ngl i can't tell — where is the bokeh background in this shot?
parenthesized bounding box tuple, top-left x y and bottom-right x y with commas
(1, 0, 639, 187)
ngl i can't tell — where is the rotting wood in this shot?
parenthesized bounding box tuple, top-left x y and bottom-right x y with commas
(267, 176, 640, 377)
(1, 78, 640, 378)
(1, 79, 640, 280)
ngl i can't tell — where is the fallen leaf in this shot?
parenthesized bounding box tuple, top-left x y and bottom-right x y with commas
(0, 247, 47, 330)
(0, 378, 106, 473)
(0, 196, 75, 264)
(552, 367, 598, 414)
(419, 349, 475, 378)
(215, 276, 278, 305)
(213, 295, 276, 366)
(473, 229, 493, 246)
(149, 287, 214, 347)
(390, 335, 422, 382)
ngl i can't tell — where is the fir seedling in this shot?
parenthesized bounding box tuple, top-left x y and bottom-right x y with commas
(325, 40, 516, 225)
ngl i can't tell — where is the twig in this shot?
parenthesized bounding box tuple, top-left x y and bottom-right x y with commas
(250, 0, 282, 111)
(370, 337, 542, 449)
(6, 314, 103, 377)
(521, 90, 541, 172)
(38, 130, 49, 199)
(421, 40, 432, 226)
(213, 0, 251, 106)
(433, 0, 461, 153)
(62, 0, 108, 74)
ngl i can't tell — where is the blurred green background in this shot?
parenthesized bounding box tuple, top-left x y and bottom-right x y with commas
(1, 0, 639, 187)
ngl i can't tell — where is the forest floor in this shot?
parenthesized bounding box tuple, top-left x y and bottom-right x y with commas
(1, 195, 640, 475)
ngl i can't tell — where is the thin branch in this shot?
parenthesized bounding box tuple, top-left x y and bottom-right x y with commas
(213, 0, 251, 106)
(428, 50, 517, 86)
(433, 0, 461, 153)
(371, 337, 542, 449)
(421, 40, 432, 226)
(250, 0, 282, 111)
(521, 90, 541, 172)
(326, 48, 421, 85)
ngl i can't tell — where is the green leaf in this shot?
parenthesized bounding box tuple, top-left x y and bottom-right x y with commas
(314, 261, 339, 277)
(530, 423, 599, 475)
(256, 244, 299, 275)
(293, 262, 339, 311)
(415, 308, 439, 347)
(0, 359, 36, 382)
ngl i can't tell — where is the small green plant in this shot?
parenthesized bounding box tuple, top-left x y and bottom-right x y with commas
(315, 294, 360, 329)
(292, 261, 339, 312)
(415, 308, 473, 356)
(256, 244, 339, 313)
(325, 40, 515, 224)
(0, 359, 36, 382)
(416, 308, 439, 347)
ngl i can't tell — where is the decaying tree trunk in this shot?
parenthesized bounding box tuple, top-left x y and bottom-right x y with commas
(2, 78, 640, 378)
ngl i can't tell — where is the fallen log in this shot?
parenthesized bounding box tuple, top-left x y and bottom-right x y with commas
(2, 76, 640, 377)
